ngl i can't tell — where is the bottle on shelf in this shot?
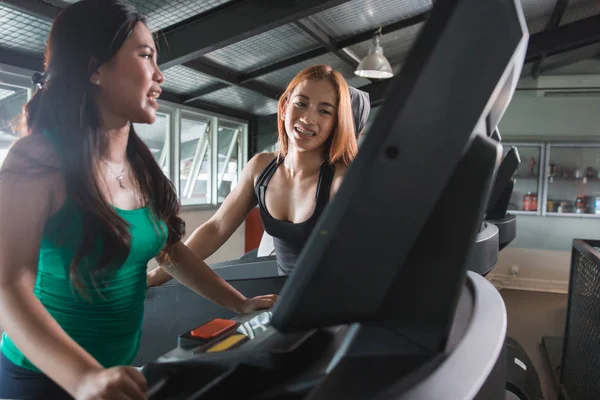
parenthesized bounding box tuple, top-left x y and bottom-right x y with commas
(523, 192, 538, 212)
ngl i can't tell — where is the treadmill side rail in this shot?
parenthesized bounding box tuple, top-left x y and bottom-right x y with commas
(380, 272, 507, 400)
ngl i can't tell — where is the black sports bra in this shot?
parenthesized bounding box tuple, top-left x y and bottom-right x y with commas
(254, 156, 335, 275)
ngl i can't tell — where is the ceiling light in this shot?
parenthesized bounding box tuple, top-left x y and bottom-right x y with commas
(355, 27, 393, 79)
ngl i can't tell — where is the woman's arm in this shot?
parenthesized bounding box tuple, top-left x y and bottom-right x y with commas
(156, 241, 277, 313)
(147, 153, 274, 286)
(0, 137, 100, 395)
(0, 137, 145, 400)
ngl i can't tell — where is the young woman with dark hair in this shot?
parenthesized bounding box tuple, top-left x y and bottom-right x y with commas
(0, 1, 275, 398)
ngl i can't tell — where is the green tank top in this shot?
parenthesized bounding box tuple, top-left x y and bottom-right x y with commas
(0, 198, 167, 371)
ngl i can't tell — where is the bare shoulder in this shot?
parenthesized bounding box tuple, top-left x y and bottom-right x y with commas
(246, 152, 277, 184)
(330, 162, 349, 198)
(1, 134, 60, 173)
(0, 134, 64, 218)
(0, 134, 63, 212)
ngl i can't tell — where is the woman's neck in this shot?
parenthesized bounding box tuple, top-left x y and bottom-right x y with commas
(283, 146, 326, 179)
(99, 112, 130, 164)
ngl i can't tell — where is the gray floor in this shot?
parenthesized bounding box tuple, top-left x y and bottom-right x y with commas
(500, 289, 568, 400)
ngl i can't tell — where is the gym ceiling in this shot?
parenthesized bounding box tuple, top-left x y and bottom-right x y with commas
(0, 0, 599, 123)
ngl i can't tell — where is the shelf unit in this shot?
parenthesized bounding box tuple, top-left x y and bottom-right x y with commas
(504, 142, 545, 216)
(505, 141, 600, 218)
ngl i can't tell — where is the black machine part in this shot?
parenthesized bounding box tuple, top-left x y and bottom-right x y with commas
(210, 256, 278, 280)
(505, 336, 544, 400)
(465, 222, 499, 276)
(487, 147, 521, 220)
(490, 128, 502, 143)
(489, 179, 516, 221)
(141, 272, 507, 400)
(488, 213, 517, 251)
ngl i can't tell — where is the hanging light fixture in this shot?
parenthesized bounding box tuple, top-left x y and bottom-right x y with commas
(355, 27, 393, 79)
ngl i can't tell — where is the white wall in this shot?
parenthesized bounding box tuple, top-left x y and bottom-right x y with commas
(490, 216, 599, 293)
(499, 93, 600, 140)
(147, 207, 245, 272)
(490, 77, 600, 293)
(179, 208, 245, 264)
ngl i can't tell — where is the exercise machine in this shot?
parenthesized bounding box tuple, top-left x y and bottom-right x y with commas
(137, 0, 529, 398)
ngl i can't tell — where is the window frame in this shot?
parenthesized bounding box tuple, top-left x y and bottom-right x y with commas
(0, 73, 249, 211)
(0, 77, 32, 168)
(159, 100, 249, 211)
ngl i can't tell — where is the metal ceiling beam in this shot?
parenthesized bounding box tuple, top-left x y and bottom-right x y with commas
(337, 12, 430, 49)
(0, 47, 44, 72)
(139, 89, 255, 120)
(183, 83, 229, 104)
(0, 0, 63, 20)
(183, 99, 258, 121)
(534, 43, 600, 76)
(42, 0, 71, 8)
(295, 18, 361, 70)
(239, 47, 330, 82)
(157, 90, 183, 104)
(183, 59, 281, 99)
(239, 11, 430, 84)
(156, 0, 354, 70)
(159, 89, 253, 119)
(531, 0, 570, 78)
(526, 14, 600, 62)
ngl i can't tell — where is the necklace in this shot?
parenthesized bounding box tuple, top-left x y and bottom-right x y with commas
(100, 158, 126, 189)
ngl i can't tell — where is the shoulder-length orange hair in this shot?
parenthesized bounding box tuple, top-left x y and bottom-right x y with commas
(276, 64, 357, 166)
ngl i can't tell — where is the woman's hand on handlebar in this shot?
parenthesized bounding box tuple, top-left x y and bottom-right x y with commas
(146, 267, 173, 288)
(74, 366, 147, 400)
(237, 294, 278, 314)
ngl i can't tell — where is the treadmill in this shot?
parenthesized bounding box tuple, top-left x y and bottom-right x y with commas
(138, 0, 529, 398)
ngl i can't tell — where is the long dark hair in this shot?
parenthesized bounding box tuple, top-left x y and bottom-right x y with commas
(18, 0, 184, 292)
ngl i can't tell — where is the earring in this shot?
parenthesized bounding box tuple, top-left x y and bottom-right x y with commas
(95, 80, 100, 85)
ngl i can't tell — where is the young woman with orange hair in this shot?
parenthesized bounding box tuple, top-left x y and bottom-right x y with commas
(147, 64, 358, 284)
